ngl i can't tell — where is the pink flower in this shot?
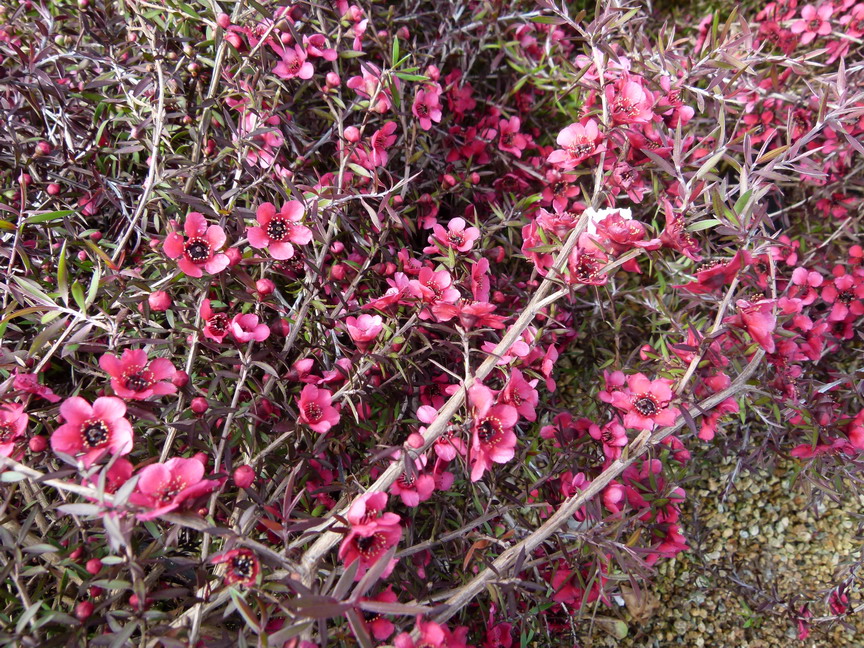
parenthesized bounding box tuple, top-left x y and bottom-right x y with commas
(99, 349, 177, 400)
(425, 217, 480, 253)
(163, 212, 230, 278)
(725, 298, 778, 353)
(148, 290, 171, 312)
(500, 369, 539, 422)
(359, 587, 398, 640)
(394, 619, 469, 648)
(412, 83, 443, 130)
(589, 421, 628, 459)
(338, 492, 402, 580)
(497, 116, 528, 157)
(211, 548, 260, 587)
(821, 268, 864, 321)
(390, 465, 435, 507)
(296, 384, 340, 433)
(271, 43, 314, 80)
(368, 122, 398, 166)
(408, 267, 460, 307)
(0, 403, 28, 458)
(606, 77, 654, 124)
(547, 119, 604, 169)
(13, 373, 61, 403)
(247, 201, 312, 260)
(600, 373, 679, 431)
(468, 384, 518, 482)
(346, 64, 394, 113)
(51, 397, 133, 467)
(229, 313, 270, 343)
(200, 299, 230, 343)
(790, 4, 833, 45)
(129, 457, 217, 520)
(345, 314, 384, 352)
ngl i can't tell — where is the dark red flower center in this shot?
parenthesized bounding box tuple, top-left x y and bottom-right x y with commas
(123, 370, 153, 393)
(284, 57, 301, 75)
(184, 237, 212, 263)
(230, 553, 255, 580)
(837, 290, 854, 305)
(633, 395, 660, 416)
(354, 532, 386, 558)
(447, 231, 465, 246)
(415, 102, 429, 117)
(208, 312, 228, 334)
(601, 428, 613, 444)
(567, 138, 595, 158)
(304, 403, 323, 422)
(572, 253, 604, 283)
(501, 132, 513, 147)
(158, 477, 187, 503)
(808, 19, 821, 31)
(613, 98, 637, 118)
(363, 610, 381, 623)
(266, 218, 289, 241)
(477, 416, 502, 443)
(0, 424, 16, 443)
(424, 280, 443, 301)
(397, 473, 416, 488)
(82, 419, 110, 448)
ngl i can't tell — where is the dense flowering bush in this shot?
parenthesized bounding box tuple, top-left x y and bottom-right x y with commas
(1, 0, 864, 645)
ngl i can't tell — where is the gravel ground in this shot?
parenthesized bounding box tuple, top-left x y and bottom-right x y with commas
(575, 457, 864, 647)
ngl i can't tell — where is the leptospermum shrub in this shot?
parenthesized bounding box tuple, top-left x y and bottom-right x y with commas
(1, 0, 863, 645)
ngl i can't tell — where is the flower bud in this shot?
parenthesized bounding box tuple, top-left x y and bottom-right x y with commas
(256, 278, 275, 297)
(190, 397, 209, 414)
(225, 247, 242, 266)
(343, 126, 361, 143)
(216, 12, 231, 28)
(28, 436, 47, 452)
(86, 559, 103, 575)
(233, 464, 255, 488)
(148, 290, 171, 312)
(75, 601, 94, 621)
(172, 370, 189, 388)
(47, 183, 61, 195)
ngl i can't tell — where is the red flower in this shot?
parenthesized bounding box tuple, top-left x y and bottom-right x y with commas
(296, 384, 340, 433)
(468, 384, 518, 482)
(790, 4, 832, 45)
(338, 492, 401, 580)
(675, 251, 748, 294)
(500, 368, 539, 422)
(129, 457, 216, 520)
(229, 313, 270, 343)
(497, 116, 528, 157)
(163, 212, 230, 278)
(200, 299, 230, 343)
(51, 397, 133, 467)
(724, 298, 778, 353)
(212, 548, 260, 587)
(0, 403, 28, 458)
(821, 267, 864, 321)
(359, 587, 397, 640)
(394, 619, 469, 648)
(99, 349, 177, 400)
(13, 373, 61, 403)
(589, 421, 628, 459)
(345, 314, 384, 352)
(247, 201, 312, 260)
(426, 217, 480, 253)
(605, 76, 654, 124)
(600, 373, 679, 431)
(547, 119, 604, 169)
